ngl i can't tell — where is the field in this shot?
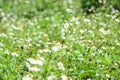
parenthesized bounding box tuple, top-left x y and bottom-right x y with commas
(0, 0, 120, 80)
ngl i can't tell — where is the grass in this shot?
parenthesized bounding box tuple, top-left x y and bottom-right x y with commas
(0, 0, 120, 80)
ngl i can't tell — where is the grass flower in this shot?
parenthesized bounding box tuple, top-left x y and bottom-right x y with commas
(38, 48, 51, 53)
(11, 52, 19, 57)
(44, 34, 49, 40)
(84, 18, 91, 24)
(43, 48, 51, 53)
(57, 62, 65, 71)
(106, 74, 110, 78)
(52, 43, 62, 52)
(47, 75, 56, 80)
(66, 8, 73, 13)
(87, 78, 91, 80)
(26, 57, 44, 66)
(60, 75, 72, 80)
(99, 28, 110, 35)
(22, 74, 33, 80)
(28, 66, 40, 72)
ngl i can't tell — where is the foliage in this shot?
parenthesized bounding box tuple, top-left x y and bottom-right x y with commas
(81, 0, 120, 14)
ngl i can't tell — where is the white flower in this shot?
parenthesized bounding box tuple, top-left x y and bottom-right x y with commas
(43, 48, 51, 53)
(52, 44, 62, 52)
(28, 21, 34, 26)
(45, 17, 50, 20)
(25, 0, 30, 4)
(28, 66, 40, 72)
(66, 8, 73, 13)
(47, 75, 56, 80)
(96, 73, 99, 76)
(99, 28, 110, 35)
(0, 33, 7, 37)
(99, 22, 106, 27)
(43, 34, 49, 40)
(27, 57, 44, 66)
(106, 74, 110, 78)
(84, 18, 91, 24)
(61, 29, 65, 33)
(38, 48, 51, 53)
(64, 23, 69, 29)
(79, 30, 86, 34)
(0, 42, 3, 46)
(26, 62, 31, 68)
(38, 49, 44, 53)
(57, 62, 65, 71)
(60, 75, 72, 80)
(22, 74, 33, 80)
(115, 19, 120, 23)
(87, 78, 91, 80)
(60, 75, 67, 80)
(61, 29, 66, 39)
(11, 25, 22, 31)
(0, 48, 3, 51)
(11, 52, 19, 57)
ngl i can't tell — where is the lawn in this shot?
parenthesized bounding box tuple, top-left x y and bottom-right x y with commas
(0, 0, 120, 80)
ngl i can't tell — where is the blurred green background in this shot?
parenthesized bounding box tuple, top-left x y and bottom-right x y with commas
(0, 0, 119, 15)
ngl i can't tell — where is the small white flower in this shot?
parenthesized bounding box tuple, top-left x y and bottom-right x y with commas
(70, 17, 79, 22)
(0, 33, 7, 38)
(26, 62, 31, 68)
(25, 0, 30, 4)
(96, 73, 99, 76)
(101, 46, 106, 50)
(57, 62, 65, 71)
(64, 23, 69, 29)
(87, 78, 91, 80)
(66, 8, 73, 13)
(47, 75, 56, 80)
(11, 25, 22, 31)
(52, 46, 60, 52)
(60, 75, 72, 80)
(22, 74, 33, 80)
(115, 19, 120, 23)
(11, 52, 19, 57)
(61, 29, 66, 39)
(26, 38, 32, 42)
(61, 29, 65, 33)
(106, 74, 110, 78)
(27, 57, 44, 66)
(38, 49, 43, 53)
(99, 22, 106, 27)
(43, 48, 51, 53)
(99, 28, 110, 35)
(46, 42, 53, 45)
(38, 48, 51, 53)
(28, 21, 34, 26)
(79, 30, 86, 34)
(45, 17, 50, 20)
(43, 34, 49, 40)
(1, 12, 5, 17)
(0, 42, 3, 47)
(84, 18, 91, 24)
(28, 66, 40, 72)
(0, 48, 3, 51)
(52, 44, 62, 52)
(60, 75, 67, 80)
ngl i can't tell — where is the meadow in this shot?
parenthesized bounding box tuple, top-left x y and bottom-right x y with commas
(0, 0, 120, 80)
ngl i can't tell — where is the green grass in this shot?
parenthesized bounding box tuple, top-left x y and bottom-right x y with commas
(0, 0, 120, 80)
